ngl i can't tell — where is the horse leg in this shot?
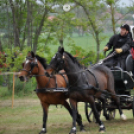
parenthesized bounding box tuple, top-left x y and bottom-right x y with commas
(99, 97, 109, 120)
(63, 101, 85, 131)
(111, 95, 127, 120)
(106, 71, 126, 120)
(69, 98, 77, 134)
(88, 96, 105, 133)
(39, 103, 49, 134)
(75, 103, 85, 131)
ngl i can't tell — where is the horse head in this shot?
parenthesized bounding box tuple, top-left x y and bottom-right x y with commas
(46, 46, 65, 75)
(19, 51, 39, 82)
(46, 46, 83, 77)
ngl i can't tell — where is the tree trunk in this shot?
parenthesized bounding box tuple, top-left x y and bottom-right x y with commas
(33, 8, 48, 52)
(6, 1, 12, 49)
(111, 5, 116, 34)
(9, 0, 20, 47)
(0, 39, 3, 51)
(27, 0, 32, 48)
(95, 32, 100, 62)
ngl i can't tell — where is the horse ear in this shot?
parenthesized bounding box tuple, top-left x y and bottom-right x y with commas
(58, 46, 64, 54)
(31, 51, 35, 58)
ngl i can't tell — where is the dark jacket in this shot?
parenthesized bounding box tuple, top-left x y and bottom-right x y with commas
(106, 32, 133, 58)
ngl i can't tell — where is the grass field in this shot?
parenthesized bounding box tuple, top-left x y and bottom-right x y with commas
(0, 95, 134, 134)
(47, 33, 113, 54)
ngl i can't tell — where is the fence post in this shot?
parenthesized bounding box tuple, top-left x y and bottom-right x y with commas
(12, 74, 15, 108)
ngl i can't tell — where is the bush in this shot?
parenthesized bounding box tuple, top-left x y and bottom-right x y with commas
(0, 75, 5, 85)
(13, 77, 36, 96)
(0, 87, 12, 98)
(0, 75, 37, 97)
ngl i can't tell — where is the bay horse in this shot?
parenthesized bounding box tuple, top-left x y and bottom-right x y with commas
(19, 51, 84, 134)
(46, 47, 126, 134)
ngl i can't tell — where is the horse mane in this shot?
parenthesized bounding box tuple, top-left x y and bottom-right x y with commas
(64, 51, 85, 69)
(35, 55, 47, 69)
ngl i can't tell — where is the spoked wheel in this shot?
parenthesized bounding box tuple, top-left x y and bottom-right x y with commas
(85, 101, 102, 123)
(132, 96, 134, 117)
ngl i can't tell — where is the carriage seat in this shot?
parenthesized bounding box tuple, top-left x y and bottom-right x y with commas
(108, 54, 133, 73)
(126, 54, 133, 72)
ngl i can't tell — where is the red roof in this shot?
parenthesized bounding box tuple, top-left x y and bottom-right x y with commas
(47, 16, 56, 21)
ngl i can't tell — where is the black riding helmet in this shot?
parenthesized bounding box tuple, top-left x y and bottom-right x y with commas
(120, 24, 130, 32)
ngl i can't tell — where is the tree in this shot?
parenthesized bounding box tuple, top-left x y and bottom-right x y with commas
(105, 0, 132, 34)
(106, 0, 117, 34)
(9, 0, 21, 47)
(26, 0, 32, 48)
(5, 0, 55, 52)
(74, 0, 108, 61)
(32, 1, 50, 52)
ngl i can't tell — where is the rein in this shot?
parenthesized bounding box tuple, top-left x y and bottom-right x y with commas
(97, 51, 117, 64)
(102, 51, 117, 62)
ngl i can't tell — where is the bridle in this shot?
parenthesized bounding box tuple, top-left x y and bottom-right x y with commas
(48, 52, 65, 73)
(21, 56, 51, 87)
(21, 56, 38, 75)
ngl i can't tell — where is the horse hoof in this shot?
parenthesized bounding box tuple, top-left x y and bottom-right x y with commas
(100, 130, 105, 133)
(121, 114, 127, 120)
(39, 130, 47, 134)
(99, 127, 105, 133)
(80, 125, 85, 132)
(69, 127, 76, 134)
(80, 129, 86, 132)
(69, 132, 76, 134)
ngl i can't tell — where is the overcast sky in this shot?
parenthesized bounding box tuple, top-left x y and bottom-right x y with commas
(36, 0, 133, 7)
(119, 0, 133, 6)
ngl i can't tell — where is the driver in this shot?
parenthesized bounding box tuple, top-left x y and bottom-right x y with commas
(103, 24, 133, 70)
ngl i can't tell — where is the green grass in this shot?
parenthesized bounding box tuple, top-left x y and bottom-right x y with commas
(0, 86, 36, 100)
(64, 33, 112, 51)
(0, 97, 134, 134)
(46, 33, 113, 54)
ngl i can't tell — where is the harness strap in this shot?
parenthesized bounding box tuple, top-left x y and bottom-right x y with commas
(54, 76, 58, 89)
(59, 73, 69, 89)
(34, 87, 68, 93)
(87, 69, 99, 88)
(45, 77, 51, 88)
(58, 69, 99, 91)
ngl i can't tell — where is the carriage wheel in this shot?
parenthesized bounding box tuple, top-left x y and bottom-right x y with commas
(85, 102, 101, 123)
(132, 96, 134, 118)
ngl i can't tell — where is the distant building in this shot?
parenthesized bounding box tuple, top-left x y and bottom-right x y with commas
(47, 16, 56, 21)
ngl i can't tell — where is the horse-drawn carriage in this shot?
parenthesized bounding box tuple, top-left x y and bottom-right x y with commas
(85, 54, 134, 122)
(19, 50, 134, 134)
